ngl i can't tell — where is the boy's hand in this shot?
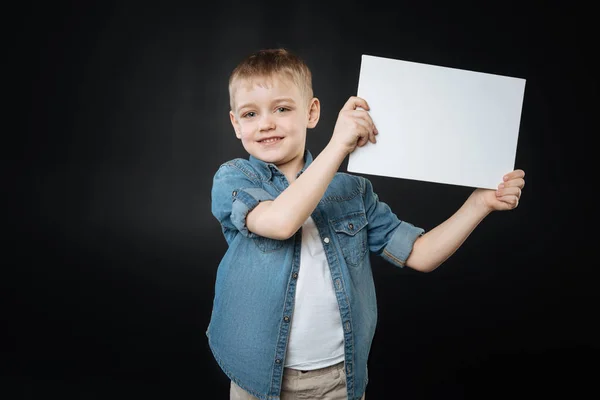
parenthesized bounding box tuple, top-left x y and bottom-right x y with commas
(330, 96, 378, 155)
(473, 169, 526, 213)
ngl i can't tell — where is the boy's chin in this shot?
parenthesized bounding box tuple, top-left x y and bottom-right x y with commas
(253, 154, 282, 164)
(245, 149, 273, 162)
(247, 149, 285, 164)
(244, 145, 304, 166)
(249, 151, 299, 167)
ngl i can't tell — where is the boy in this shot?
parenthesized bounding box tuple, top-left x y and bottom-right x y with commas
(208, 48, 525, 400)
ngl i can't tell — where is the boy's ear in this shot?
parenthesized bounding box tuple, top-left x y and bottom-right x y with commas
(229, 111, 242, 139)
(307, 98, 320, 129)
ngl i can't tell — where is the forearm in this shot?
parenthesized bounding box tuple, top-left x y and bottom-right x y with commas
(406, 191, 492, 272)
(248, 143, 347, 239)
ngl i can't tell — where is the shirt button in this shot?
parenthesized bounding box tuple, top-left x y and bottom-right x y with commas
(275, 359, 281, 364)
(348, 223, 354, 230)
(323, 237, 330, 244)
(284, 316, 290, 322)
(292, 272, 298, 279)
(232, 190, 237, 197)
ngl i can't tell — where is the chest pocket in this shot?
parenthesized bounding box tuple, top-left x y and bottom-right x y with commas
(331, 211, 368, 267)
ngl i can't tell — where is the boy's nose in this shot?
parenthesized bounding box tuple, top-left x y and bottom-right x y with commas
(258, 114, 276, 131)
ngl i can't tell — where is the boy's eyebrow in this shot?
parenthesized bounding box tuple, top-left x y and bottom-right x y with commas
(271, 97, 297, 104)
(237, 97, 297, 111)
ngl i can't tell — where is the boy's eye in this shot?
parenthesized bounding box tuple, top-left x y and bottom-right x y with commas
(276, 107, 288, 113)
(243, 112, 256, 118)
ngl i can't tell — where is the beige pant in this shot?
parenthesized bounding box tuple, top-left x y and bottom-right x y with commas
(230, 362, 366, 400)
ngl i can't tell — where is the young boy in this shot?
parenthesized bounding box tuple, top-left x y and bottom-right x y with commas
(208, 48, 525, 400)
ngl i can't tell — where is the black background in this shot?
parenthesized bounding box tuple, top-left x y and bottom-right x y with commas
(6, 1, 597, 399)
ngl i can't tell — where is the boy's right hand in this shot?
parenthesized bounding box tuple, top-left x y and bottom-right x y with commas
(330, 96, 378, 155)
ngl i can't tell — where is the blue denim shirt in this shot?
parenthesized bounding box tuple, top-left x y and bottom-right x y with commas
(207, 150, 424, 400)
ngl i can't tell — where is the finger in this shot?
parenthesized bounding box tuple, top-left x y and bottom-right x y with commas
(356, 127, 374, 147)
(497, 195, 519, 209)
(498, 178, 525, 190)
(368, 129, 377, 144)
(356, 133, 369, 147)
(503, 169, 525, 182)
(496, 186, 521, 199)
(350, 114, 376, 135)
(342, 96, 370, 112)
(350, 109, 376, 132)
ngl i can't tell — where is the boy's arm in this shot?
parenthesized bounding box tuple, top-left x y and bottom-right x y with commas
(247, 96, 378, 240)
(246, 144, 347, 240)
(406, 170, 526, 272)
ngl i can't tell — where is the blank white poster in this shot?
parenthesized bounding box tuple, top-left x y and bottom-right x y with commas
(347, 54, 526, 189)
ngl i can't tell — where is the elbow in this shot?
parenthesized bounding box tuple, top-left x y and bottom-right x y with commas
(406, 260, 438, 273)
(270, 228, 294, 241)
(418, 263, 440, 273)
(405, 253, 441, 273)
(247, 203, 297, 240)
(274, 221, 298, 240)
(404, 237, 442, 273)
(409, 263, 441, 273)
(255, 217, 297, 241)
(266, 210, 301, 240)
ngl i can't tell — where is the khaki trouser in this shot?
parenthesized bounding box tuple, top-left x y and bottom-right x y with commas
(230, 362, 366, 400)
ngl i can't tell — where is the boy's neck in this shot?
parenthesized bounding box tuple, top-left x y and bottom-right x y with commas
(249, 150, 309, 184)
(279, 157, 305, 184)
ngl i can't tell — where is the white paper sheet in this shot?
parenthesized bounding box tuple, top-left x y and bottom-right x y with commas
(347, 54, 526, 189)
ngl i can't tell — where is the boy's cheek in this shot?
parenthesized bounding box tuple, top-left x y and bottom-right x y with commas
(238, 130, 251, 139)
(239, 132, 255, 144)
(237, 122, 253, 134)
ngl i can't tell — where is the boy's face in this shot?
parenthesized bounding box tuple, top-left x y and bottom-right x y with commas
(229, 75, 319, 176)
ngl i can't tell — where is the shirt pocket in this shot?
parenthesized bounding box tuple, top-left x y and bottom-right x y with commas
(331, 211, 369, 267)
(252, 236, 285, 253)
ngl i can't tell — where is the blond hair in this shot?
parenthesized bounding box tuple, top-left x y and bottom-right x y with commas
(228, 48, 313, 111)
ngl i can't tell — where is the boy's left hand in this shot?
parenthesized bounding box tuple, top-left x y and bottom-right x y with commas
(475, 169, 526, 212)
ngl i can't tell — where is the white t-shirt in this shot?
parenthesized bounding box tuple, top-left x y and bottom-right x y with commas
(284, 217, 345, 370)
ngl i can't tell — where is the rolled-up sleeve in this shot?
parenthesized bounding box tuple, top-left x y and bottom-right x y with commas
(362, 177, 424, 267)
(380, 220, 424, 267)
(211, 163, 275, 240)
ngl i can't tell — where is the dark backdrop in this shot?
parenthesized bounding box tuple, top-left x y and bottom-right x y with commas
(7, 1, 597, 399)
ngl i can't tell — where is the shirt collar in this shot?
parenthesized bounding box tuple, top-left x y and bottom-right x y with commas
(249, 149, 314, 181)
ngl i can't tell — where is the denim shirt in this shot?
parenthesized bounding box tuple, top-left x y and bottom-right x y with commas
(207, 150, 424, 400)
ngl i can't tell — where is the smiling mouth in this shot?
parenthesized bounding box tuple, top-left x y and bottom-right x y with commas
(259, 137, 283, 144)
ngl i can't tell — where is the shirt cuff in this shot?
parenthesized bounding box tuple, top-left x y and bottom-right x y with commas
(381, 221, 425, 267)
(231, 188, 275, 237)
